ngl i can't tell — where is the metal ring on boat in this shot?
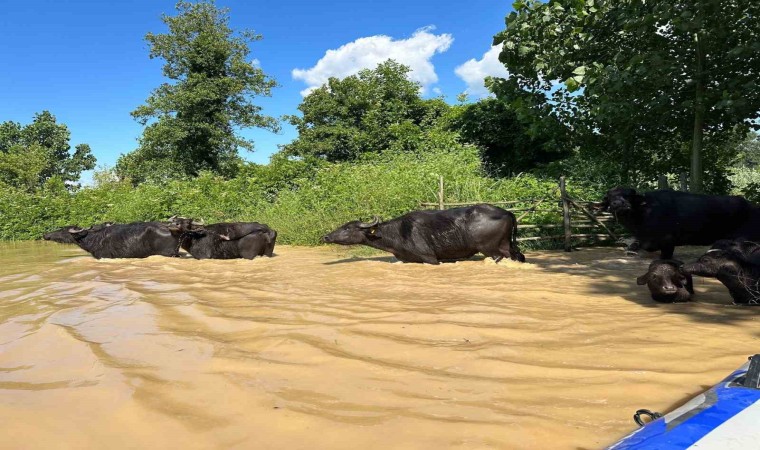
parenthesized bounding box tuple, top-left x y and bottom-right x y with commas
(633, 409, 663, 427)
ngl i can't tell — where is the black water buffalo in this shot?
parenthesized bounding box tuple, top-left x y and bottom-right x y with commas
(322, 204, 525, 264)
(601, 187, 752, 259)
(43, 223, 114, 244)
(636, 259, 694, 303)
(730, 206, 760, 243)
(67, 219, 201, 259)
(177, 222, 277, 259)
(681, 243, 760, 305)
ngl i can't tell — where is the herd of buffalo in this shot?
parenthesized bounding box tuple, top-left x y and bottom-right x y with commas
(600, 187, 760, 305)
(41, 187, 760, 305)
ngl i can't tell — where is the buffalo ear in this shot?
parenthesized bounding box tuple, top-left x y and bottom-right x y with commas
(636, 273, 649, 285)
(633, 194, 647, 207)
(366, 226, 382, 239)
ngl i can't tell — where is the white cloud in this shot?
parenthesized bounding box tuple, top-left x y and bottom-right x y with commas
(432, 87, 442, 96)
(454, 45, 508, 98)
(292, 27, 453, 96)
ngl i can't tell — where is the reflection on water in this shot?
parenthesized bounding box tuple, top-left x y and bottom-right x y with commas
(1, 241, 759, 449)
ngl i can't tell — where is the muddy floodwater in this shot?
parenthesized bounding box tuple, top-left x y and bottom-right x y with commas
(2, 242, 760, 449)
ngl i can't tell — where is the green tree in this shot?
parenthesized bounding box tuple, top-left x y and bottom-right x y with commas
(0, 111, 95, 189)
(493, 0, 760, 192)
(117, 0, 279, 183)
(734, 131, 760, 168)
(445, 97, 570, 176)
(283, 60, 450, 161)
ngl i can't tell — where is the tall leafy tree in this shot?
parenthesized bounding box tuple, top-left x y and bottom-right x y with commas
(445, 97, 570, 176)
(118, 0, 279, 183)
(0, 111, 95, 189)
(283, 60, 450, 161)
(493, 0, 760, 192)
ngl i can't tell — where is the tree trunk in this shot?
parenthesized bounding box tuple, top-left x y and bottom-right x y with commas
(690, 33, 706, 193)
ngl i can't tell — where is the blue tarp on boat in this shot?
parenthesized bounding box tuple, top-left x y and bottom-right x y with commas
(609, 360, 760, 449)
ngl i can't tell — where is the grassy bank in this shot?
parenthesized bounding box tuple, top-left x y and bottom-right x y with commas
(1, 147, 605, 247)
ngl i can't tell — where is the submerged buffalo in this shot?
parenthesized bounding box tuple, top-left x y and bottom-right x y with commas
(636, 259, 694, 303)
(67, 219, 200, 259)
(177, 221, 277, 259)
(681, 243, 760, 305)
(322, 204, 525, 264)
(601, 187, 753, 259)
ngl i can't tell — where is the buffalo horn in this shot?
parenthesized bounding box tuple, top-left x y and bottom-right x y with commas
(358, 216, 380, 229)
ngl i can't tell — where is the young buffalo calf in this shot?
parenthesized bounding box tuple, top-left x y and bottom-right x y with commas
(636, 259, 694, 303)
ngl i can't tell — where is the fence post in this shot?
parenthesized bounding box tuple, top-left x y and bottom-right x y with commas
(559, 176, 572, 252)
(658, 175, 669, 190)
(679, 172, 688, 192)
(438, 176, 445, 210)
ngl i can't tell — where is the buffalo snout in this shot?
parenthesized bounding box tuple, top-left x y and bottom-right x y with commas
(609, 198, 631, 211)
(659, 284, 678, 294)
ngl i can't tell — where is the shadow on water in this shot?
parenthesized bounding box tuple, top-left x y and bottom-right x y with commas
(324, 255, 398, 265)
(528, 245, 760, 331)
(323, 243, 760, 334)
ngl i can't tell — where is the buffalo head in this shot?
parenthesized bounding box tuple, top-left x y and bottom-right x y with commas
(67, 222, 114, 238)
(48, 222, 115, 242)
(67, 225, 95, 240)
(681, 248, 741, 278)
(323, 217, 381, 245)
(43, 225, 78, 243)
(167, 217, 205, 235)
(710, 239, 760, 264)
(637, 259, 693, 302)
(601, 187, 646, 214)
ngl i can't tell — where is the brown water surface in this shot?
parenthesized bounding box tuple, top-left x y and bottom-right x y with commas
(1, 241, 759, 449)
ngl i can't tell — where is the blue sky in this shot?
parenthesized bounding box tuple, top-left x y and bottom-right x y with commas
(0, 0, 513, 180)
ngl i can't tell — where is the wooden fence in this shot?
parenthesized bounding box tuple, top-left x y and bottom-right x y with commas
(420, 176, 627, 252)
